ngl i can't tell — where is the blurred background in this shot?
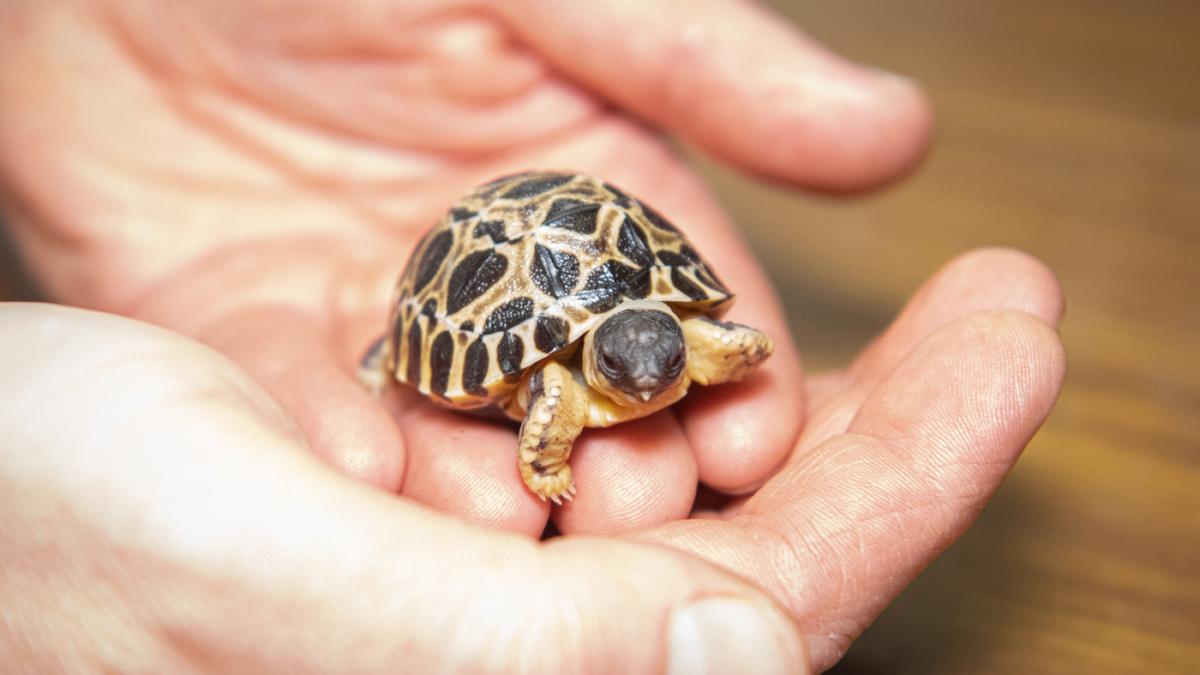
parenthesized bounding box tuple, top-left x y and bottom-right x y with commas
(711, 1, 1197, 672)
(2, 0, 1196, 672)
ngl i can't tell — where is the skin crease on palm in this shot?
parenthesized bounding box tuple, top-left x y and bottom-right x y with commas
(0, 0, 1067, 672)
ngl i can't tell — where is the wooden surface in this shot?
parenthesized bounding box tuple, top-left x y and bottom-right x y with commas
(1, 1, 1196, 672)
(705, 1, 1198, 672)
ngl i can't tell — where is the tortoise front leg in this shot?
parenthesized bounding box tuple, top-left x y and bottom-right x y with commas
(681, 316, 774, 386)
(517, 360, 586, 504)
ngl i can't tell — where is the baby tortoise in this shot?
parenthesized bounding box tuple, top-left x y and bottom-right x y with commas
(360, 171, 772, 503)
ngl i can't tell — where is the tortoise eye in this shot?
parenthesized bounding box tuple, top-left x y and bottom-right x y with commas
(667, 350, 685, 376)
(598, 352, 621, 377)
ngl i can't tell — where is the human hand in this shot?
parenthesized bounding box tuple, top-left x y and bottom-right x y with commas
(0, 245, 1064, 672)
(0, 0, 931, 527)
(0, 302, 809, 673)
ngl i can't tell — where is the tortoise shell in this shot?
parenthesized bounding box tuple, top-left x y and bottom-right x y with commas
(384, 170, 733, 407)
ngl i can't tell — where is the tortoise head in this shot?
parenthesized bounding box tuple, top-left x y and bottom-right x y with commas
(583, 302, 687, 408)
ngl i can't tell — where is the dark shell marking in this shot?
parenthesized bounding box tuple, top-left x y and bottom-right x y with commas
(534, 315, 570, 353)
(413, 230, 454, 293)
(474, 220, 508, 244)
(447, 250, 508, 314)
(579, 260, 649, 313)
(484, 297, 535, 334)
(502, 174, 574, 199)
(617, 218, 654, 268)
(498, 332, 524, 377)
(429, 332, 455, 397)
(531, 244, 579, 299)
(385, 171, 732, 406)
(462, 338, 490, 396)
(542, 199, 600, 234)
(405, 319, 423, 384)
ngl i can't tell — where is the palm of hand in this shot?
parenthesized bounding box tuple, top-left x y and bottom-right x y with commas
(1, 2, 1063, 670)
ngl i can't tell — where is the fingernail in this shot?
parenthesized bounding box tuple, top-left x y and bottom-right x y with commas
(668, 597, 807, 675)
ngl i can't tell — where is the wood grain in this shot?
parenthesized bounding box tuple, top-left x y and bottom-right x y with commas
(701, 1, 1199, 671)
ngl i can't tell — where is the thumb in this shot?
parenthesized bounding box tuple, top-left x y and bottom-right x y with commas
(144, 446, 814, 672)
(498, 0, 931, 191)
(299, 483, 814, 674)
(532, 537, 812, 674)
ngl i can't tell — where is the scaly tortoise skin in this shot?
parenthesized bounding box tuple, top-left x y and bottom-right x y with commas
(361, 171, 773, 503)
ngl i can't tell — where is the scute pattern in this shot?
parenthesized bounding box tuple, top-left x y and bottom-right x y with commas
(384, 171, 733, 406)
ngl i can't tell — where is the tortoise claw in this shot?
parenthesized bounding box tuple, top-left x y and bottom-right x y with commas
(550, 494, 563, 506)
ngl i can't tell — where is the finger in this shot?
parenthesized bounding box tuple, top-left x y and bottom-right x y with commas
(398, 404, 550, 536)
(500, 0, 931, 191)
(552, 411, 697, 535)
(637, 310, 1066, 670)
(794, 247, 1064, 458)
(850, 247, 1064, 383)
(198, 306, 407, 490)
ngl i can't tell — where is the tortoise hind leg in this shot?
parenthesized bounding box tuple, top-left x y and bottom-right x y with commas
(357, 335, 389, 395)
(681, 316, 773, 386)
(517, 360, 586, 504)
